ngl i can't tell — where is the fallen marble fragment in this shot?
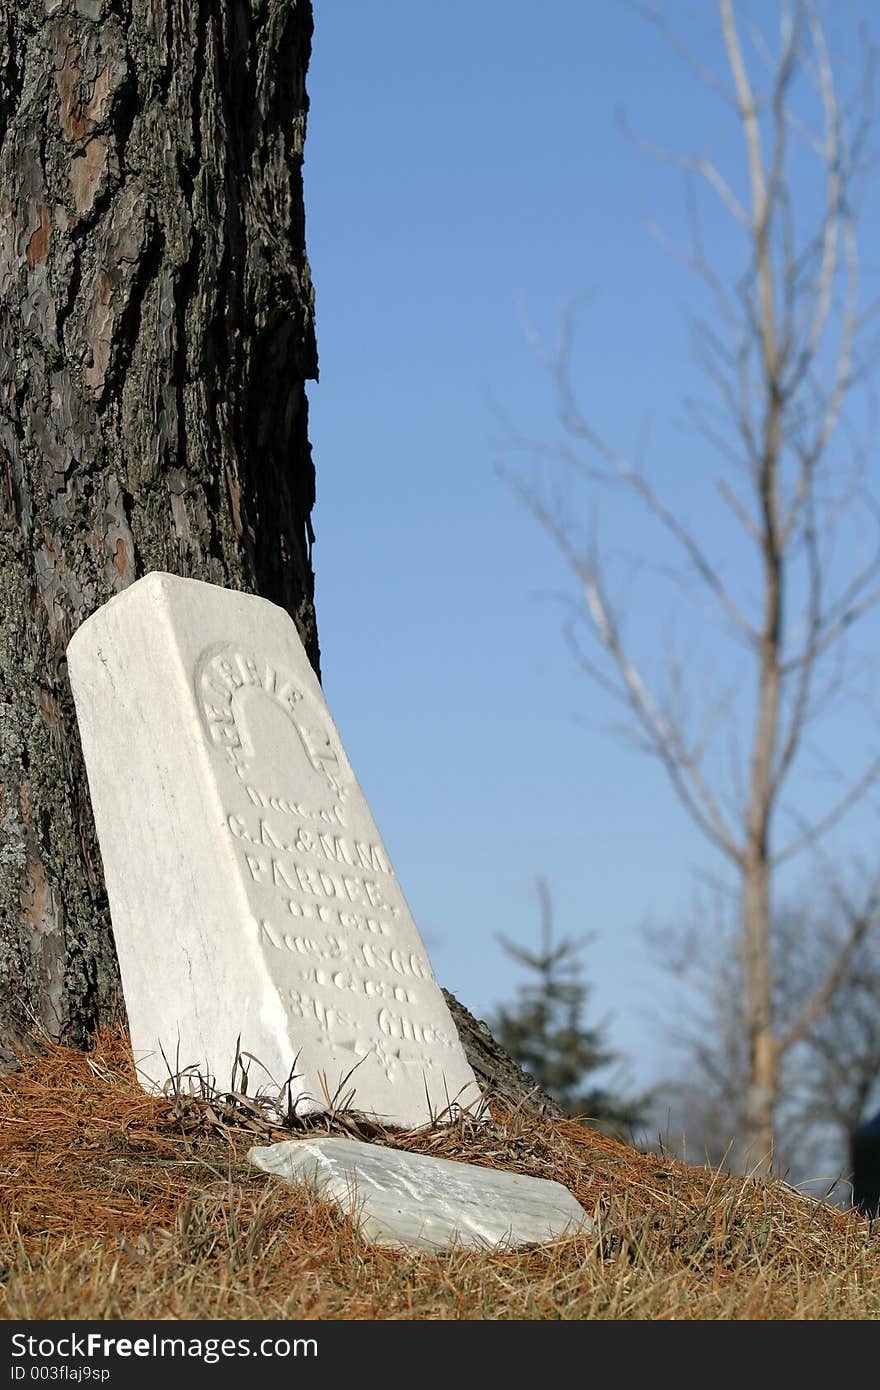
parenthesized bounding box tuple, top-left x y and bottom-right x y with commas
(248, 1135, 592, 1250)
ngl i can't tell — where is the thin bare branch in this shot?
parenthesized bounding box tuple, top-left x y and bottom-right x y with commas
(634, 4, 739, 109)
(773, 755, 880, 866)
(801, 9, 841, 368)
(617, 108, 750, 225)
(521, 484, 744, 863)
(554, 316, 758, 645)
(721, 0, 774, 368)
(717, 477, 762, 543)
(778, 857, 880, 1055)
(783, 577, 880, 676)
(772, 489, 821, 793)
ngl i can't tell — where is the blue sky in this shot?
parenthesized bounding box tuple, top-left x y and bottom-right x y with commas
(302, 1, 880, 1101)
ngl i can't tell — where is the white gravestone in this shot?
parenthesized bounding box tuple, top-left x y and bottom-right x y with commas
(67, 572, 482, 1128)
(249, 1136, 593, 1250)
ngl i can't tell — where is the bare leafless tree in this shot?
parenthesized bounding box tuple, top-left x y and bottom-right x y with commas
(504, 0, 880, 1170)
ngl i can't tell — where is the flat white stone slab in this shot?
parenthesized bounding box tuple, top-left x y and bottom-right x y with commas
(67, 573, 482, 1128)
(248, 1136, 592, 1250)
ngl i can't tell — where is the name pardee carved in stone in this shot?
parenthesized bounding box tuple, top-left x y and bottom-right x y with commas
(67, 573, 482, 1128)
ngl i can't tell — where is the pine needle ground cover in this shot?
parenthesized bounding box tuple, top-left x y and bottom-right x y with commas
(2, 1031, 879, 1320)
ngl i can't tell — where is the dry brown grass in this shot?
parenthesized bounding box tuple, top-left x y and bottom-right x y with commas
(2, 1029, 879, 1320)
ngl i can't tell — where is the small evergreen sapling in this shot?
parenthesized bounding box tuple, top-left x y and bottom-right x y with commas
(491, 879, 647, 1132)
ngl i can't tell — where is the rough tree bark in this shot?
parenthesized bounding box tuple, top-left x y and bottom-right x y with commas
(0, 0, 555, 1117)
(442, 989, 563, 1120)
(0, 0, 321, 1052)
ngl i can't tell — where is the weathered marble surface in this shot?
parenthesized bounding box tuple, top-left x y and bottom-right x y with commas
(248, 1135, 593, 1249)
(67, 573, 482, 1127)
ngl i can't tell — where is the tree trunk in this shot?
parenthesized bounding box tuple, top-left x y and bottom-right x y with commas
(0, 0, 319, 1051)
(742, 852, 777, 1170)
(742, 543, 783, 1171)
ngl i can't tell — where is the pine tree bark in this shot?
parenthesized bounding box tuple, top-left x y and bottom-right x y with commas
(0, 0, 319, 1052)
(441, 989, 564, 1120)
